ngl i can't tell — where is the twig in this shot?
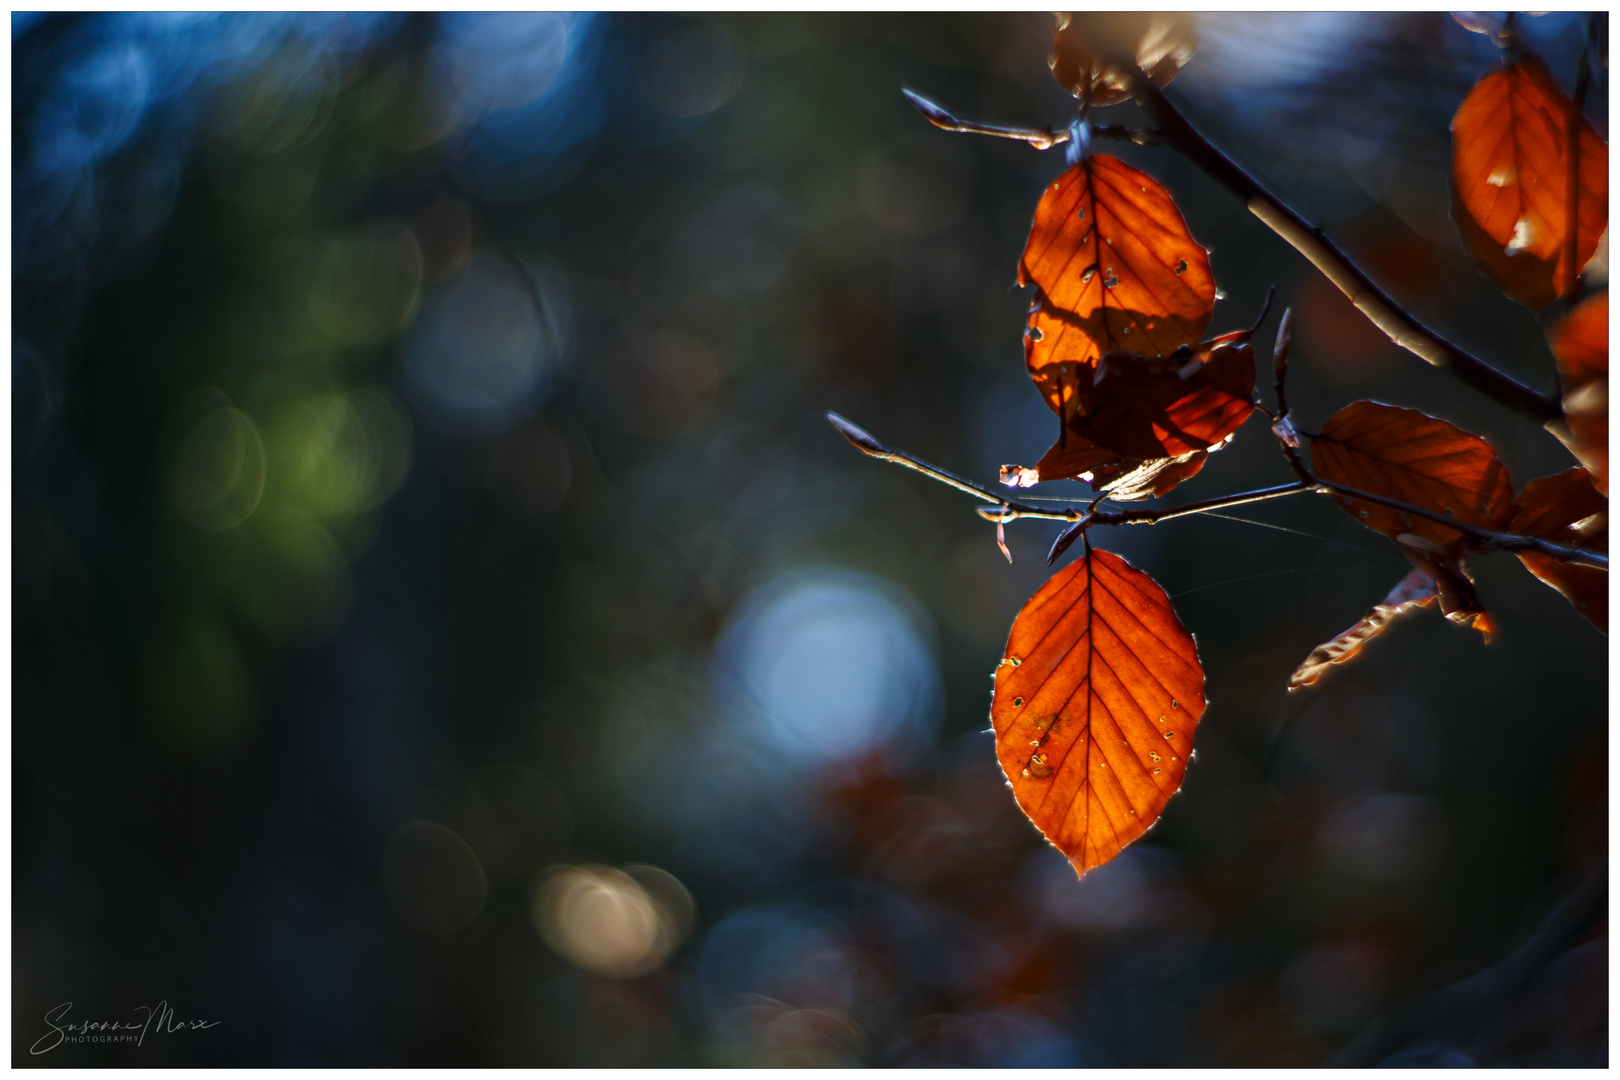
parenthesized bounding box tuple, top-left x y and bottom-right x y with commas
(902, 89, 1156, 149)
(1121, 73, 1566, 433)
(1081, 482, 1309, 528)
(1328, 860, 1608, 1066)
(826, 412, 1079, 522)
(1268, 309, 1315, 484)
(827, 413, 1608, 570)
(1310, 479, 1607, 569)
(1270, 307, 1293, 420)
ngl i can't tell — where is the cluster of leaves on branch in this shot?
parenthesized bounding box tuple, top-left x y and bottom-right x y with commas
(835, 13, 1608, 880)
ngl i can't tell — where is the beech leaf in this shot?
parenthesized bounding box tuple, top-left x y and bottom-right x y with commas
(1510, 467, 1608, 632)
(1004, 329, 1255, 501)
(1451, 58, 1608, 310)
(1083, 333, 1257, 459)
(991, 547, 1204, 877)
(1021, 154, 1216, 418)
(1391, 536, 1494, 641)
(1288, 568, 1438, 690)
(1548, 291, 1608, 494)
(1309, 401, 1516, 552)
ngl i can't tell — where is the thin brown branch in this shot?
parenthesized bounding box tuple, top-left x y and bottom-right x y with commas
(1089, 482, 1309, 527)
(901, 88, 1156, 149)
(1268, 309, 1316, 483)
(828, 414, 1607, 570)
(1123, 72, 1567, 433)
(1270, 307, 1293, 419)
(1311, 479, 1607, 569)
(1043, 482, 1310, 564)
(826, 412, 1080, 522)
(1255, 409, 1607, 569)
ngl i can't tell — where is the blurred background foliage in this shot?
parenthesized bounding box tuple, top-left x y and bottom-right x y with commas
(12, 12, 1606, 1066)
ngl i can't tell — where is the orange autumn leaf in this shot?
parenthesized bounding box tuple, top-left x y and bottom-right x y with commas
(1003, 329, 1255, 500)
(1549, 290, 1608, 386)
(1548, 291, 1608, 494)
(1288, 568, 1439, 690)
(991, 547, 1204, 877)
(1510, 467, 1608, 632)
(1083, 332, 1256, 459)
(1451, 58, 1608, 310)
(1309, 401, 1516, 552)
(1020, 154, 1216, 417)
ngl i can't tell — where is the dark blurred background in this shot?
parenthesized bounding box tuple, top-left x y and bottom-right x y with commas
(12, 12, 1607, 1066)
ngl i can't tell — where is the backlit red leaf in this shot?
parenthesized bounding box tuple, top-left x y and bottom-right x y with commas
(1309, 401, 1516, 552)
(1288, 568, 1438, 690)
(1510, 467, 1608, 632)
(1549, 291, 1608, 388)
(1084, 333, 1256, 458)
(1021, 154, 1216, 416)
(991, 547, 1204, 877)
(1003, 330, 1255, 500)
(1451, 58, 1608, 309)
(1548, 291, 1608, 494)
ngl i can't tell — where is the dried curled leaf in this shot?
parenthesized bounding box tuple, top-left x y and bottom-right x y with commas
(1009, 441, 1213, 503)
(1288, 568, 1439, 690)
(1309, 401, 1516, 552)
(1510, 467, 1608, 632)
(991, 547, 1204, 877)
(1004, 330, 1255, 500)
(1021, 154, 1216, 417)
(1549, 291, 1609, 494)
(1050, 12, 1198, 107)
(1391, 535, 1494, 641)
(1451, 58, 1608, 309)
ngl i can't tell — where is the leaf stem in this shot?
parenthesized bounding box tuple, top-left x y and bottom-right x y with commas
(1123, 72, 1567, 433)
